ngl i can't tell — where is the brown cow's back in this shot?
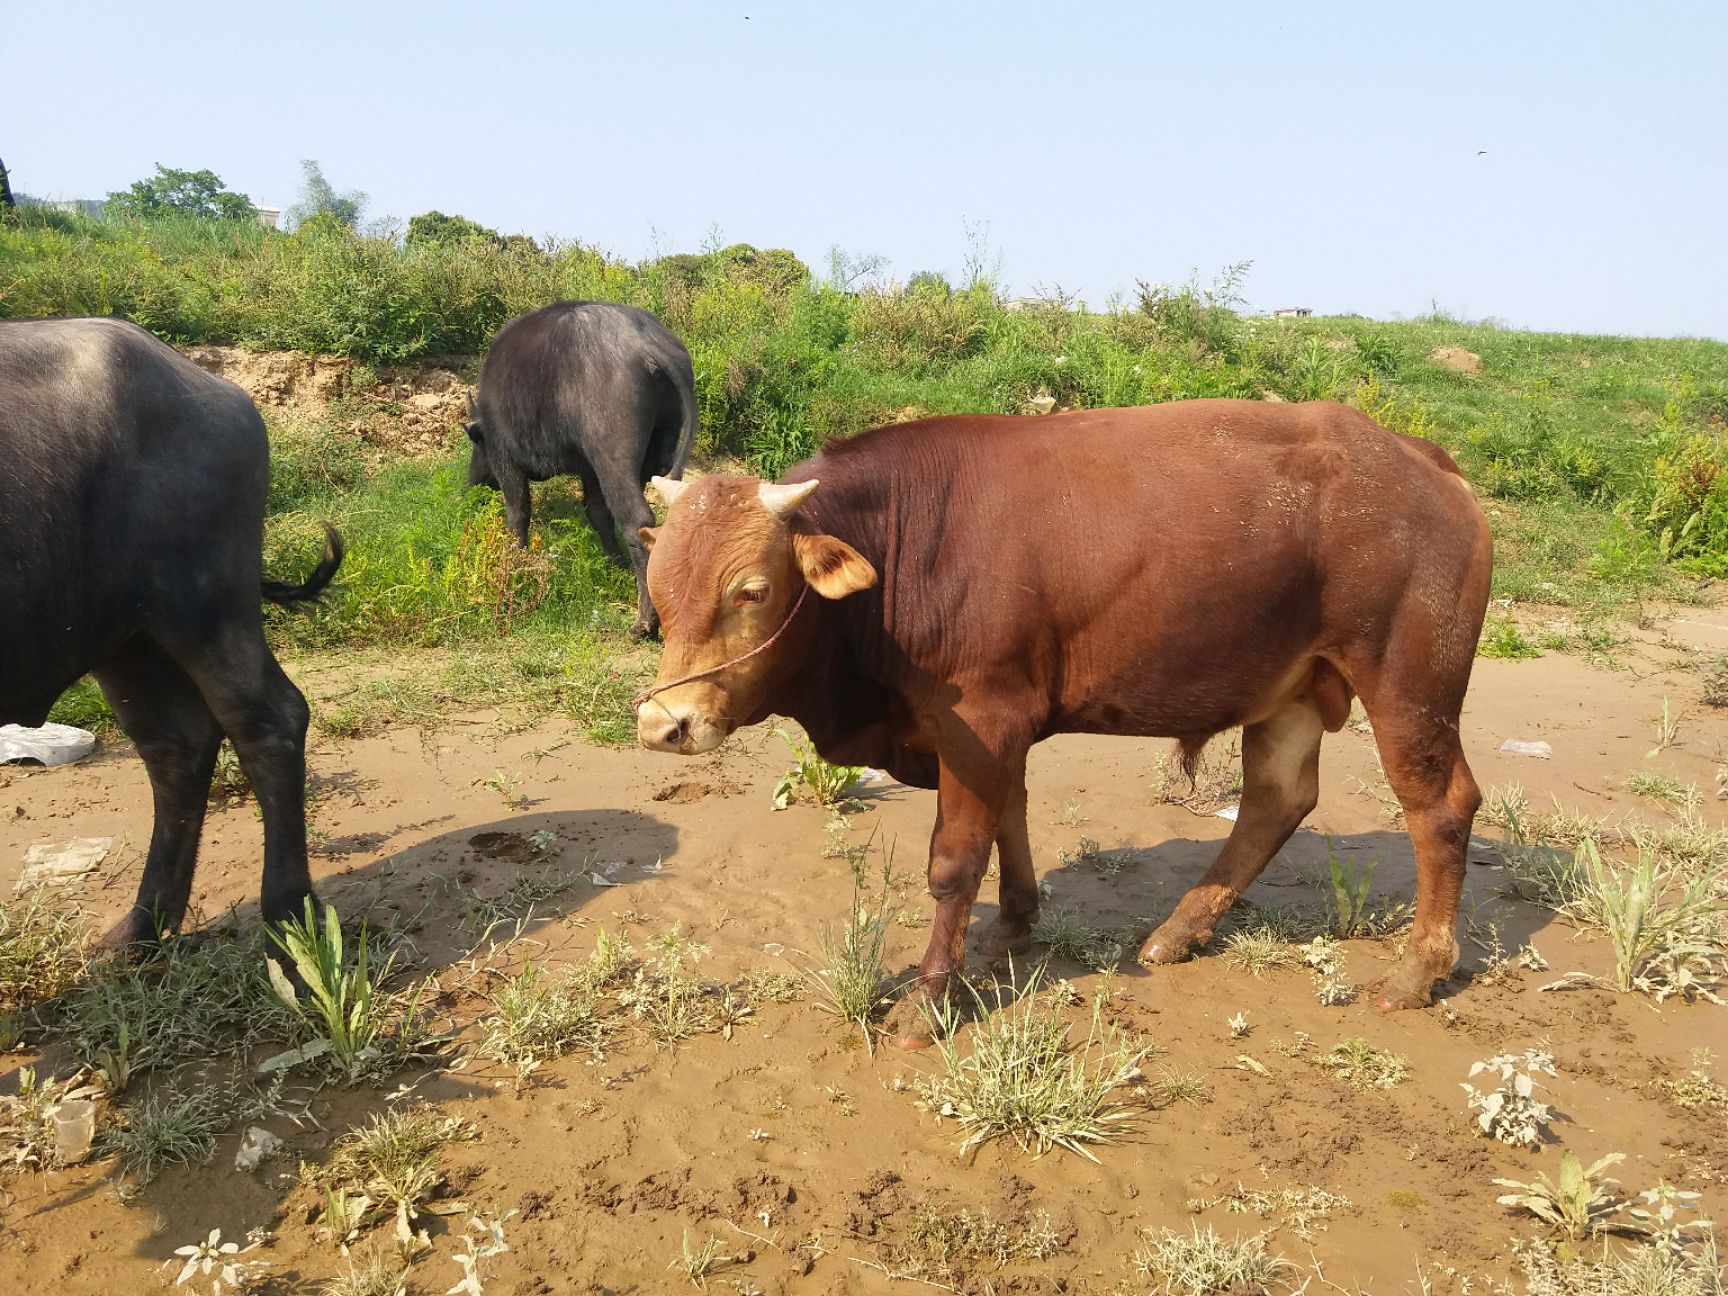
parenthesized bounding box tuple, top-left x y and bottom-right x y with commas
(786, 399, 1489, 744)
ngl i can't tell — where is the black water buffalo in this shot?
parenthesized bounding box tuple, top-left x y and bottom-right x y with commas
(634, 402, 1492, 1046)
(464, 301, 698, 638)
(0, 317, 342, 943)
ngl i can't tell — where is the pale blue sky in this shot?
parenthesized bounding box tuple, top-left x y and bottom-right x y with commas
(11, 1, 1726, 338)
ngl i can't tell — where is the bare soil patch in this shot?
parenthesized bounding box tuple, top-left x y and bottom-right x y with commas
(2, 614, 1725, 1292)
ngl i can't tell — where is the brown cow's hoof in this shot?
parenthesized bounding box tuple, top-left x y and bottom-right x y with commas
(1137, 916, 1207, 966)
(1367, 961, 1439, 1012)
(884, 995, 937, 1050)
(977, 915, 1034, 960)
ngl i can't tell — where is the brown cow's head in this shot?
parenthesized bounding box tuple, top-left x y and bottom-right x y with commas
(635, 474, 876, 754)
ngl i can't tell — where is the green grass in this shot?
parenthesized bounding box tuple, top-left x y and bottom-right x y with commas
(9, 205, 1728, 707)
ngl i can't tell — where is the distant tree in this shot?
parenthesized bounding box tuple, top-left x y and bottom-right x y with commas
(905, 270, 951, 298)
(287, 160, 365, 230)
(104, 164, 254, 220)
(717, 243, 809, 292)
(0, 156, 15, 211)
(405, 210, 501, 249)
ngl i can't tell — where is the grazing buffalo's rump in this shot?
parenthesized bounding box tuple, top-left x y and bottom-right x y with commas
(0, 316, 342, 943)
(465, 301, 698, 638)
(634, 400, 1493, 1045)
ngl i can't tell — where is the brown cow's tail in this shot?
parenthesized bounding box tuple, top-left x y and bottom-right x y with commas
(262, 523, 345, 607)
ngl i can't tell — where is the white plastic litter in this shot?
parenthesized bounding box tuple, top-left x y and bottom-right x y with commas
(234, 1126, 283, 1172)
(855, 768, 889, 785)
(1498, 739, 1553, 759)
(0, 723, 97, 767)
(1214, 804, 1240, 822)
(14, 837, 113, 893)
(52, 1099, 97, 1165)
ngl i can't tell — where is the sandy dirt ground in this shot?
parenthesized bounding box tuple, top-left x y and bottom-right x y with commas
(2, 610, 1726, 1294)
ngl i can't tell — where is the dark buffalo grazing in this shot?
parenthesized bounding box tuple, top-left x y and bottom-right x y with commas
(0, 317, 342, 944)
(632, 401, 1493, 1046)
(464, 301, 698, 638)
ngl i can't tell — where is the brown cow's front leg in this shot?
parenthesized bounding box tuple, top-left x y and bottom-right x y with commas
(886, 743, 1025, 1050)
(978, 781, 1037, 959)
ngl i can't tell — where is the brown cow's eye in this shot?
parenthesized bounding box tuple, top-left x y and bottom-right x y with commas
(736, 585, 767, 606)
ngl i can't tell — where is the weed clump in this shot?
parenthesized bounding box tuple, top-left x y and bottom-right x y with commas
(916, 965, 1150, 1161)
(1130, 1223, 1297, 1296)
(1463, 1049, 1557, 1147)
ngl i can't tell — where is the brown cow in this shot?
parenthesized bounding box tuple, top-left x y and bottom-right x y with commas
(634, 400, 1493, 1047)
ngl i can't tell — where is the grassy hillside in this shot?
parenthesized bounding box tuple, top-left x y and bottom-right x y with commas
(6, 204, 1727, 736)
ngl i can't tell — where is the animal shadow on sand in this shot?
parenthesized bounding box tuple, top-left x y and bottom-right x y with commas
(953, 821, 1558, 1008)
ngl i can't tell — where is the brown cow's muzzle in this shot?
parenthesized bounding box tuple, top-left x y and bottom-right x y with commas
(635, 687, 729, 755)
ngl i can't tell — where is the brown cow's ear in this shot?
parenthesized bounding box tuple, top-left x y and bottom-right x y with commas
(793, 533, 876, 599)
(639, 526, 658, 551)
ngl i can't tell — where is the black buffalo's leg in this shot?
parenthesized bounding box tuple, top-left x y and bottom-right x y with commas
(576, 463, 627, 567)
(598, 475, 660, 640)
(92, 637, 224, 945)
(495, 459, 533, 546)
(165, 624, 316, 930)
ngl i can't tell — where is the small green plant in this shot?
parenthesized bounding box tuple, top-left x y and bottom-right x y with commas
(1130, 1223, 1297, 1296)
(795, 854, 896, 1052)
(1478, 617, 1542, 660)
(481, 768, 525, 808)
(1652, 1049, 1728, 1113)
(770, 725, 861, 808)
(268, 899, 412, 1082)
(0, 896, 88, 1018)
(1701, 655, 1728, 707)
(1150, 1067, 1213, 1108)
(1625, 771, 1701, 811)
(617, 929, 714, 1049)
(1313, 1037, 1411, 1090)
(320, 1247, 409, 1296)
(670, 1230, 739, 1289)
(1494, 1149, 1627, 1240)
(1031, 905, 1125, 970)
(208, 741, 252, 802)
(1545, 840, 1726, 1003)
(1222, 927, 1300, 977)
(448, 1211, 513, 1296)
(1463, 1049, 1557, 1147)
(1185, 1183, 1352, 1242)
(479, 962, 608, 1082)
(1648, 695, 1683, 756)
(1325, 842, 1377, 937)
(886, 1203, 1061, 1283)
(168, 1227, 272, 1294)
(527, 829, 559, 856)
(916, 963, 1151, 1161)
(321, 1106, 477, 1243)
(105, 1078, 269, 1184)
(1301, 935, 1355, 1005)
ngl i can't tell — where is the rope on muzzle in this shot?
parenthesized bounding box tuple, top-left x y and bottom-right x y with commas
(632, 584, 811, 727)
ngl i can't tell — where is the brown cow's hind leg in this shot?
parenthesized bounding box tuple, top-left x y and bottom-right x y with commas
(1139, 698, 1324, 965)
(978, 781, 1037, 959)
(1362, 709, 1479, 1009)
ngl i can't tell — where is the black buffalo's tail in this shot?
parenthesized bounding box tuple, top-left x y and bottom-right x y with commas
(262, 523, 345, 607)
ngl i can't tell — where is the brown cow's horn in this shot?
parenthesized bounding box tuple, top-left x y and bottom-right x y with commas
(650, 475, 689, 506)
(758, 479, 819, 518)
